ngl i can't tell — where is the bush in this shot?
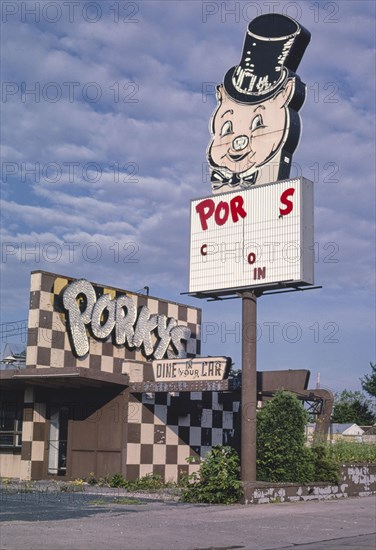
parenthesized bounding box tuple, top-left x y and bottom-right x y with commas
(181, 445, 243, 504)
(131, 473, 165, 490)
(256, 391, 347, 484)
(109, 473, 128, 489)
(257, 391, 315, 483)
(294, 447, 316, 484)
(86, 472, 97, 485)
(108, 473, 166, 491)
(311, 445, 340, 484)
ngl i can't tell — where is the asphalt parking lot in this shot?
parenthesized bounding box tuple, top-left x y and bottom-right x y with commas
(0, 488, 375, 550)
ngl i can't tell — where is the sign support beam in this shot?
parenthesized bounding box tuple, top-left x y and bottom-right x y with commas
(241, 290, 257, 483)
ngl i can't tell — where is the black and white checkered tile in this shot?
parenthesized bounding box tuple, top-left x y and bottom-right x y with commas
(18, 387, 47, 480)
(126, 391, 240, 481)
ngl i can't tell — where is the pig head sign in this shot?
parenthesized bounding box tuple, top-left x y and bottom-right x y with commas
(189, 14, 314, 296)
(208, 13, 311, 193)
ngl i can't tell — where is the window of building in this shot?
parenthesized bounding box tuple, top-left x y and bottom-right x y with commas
(0, 403, 22, 447)
(48, 406, 68, 475)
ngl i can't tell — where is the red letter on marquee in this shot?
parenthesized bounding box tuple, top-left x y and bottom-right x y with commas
(214, 201, 230, 226)
(230, 195, 247, 222)
(247, 252, 256, 265)
(196, 199, 215, 230)
(279, 188, 295, 216)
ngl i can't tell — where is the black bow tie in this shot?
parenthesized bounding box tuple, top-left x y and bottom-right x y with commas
(211, 170, 257, 190)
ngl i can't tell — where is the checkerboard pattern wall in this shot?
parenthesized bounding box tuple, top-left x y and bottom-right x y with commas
(19, 387, 47, 480)
(26, 271, 201, 372)
(21, 271, 242, 483)
(125, 391, 240, 482)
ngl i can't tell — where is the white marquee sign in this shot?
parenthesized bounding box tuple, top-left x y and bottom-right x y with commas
(189, 177, 314, 295)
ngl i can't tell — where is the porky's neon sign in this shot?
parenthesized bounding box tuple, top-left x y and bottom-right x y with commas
(62, 279, 191, 360)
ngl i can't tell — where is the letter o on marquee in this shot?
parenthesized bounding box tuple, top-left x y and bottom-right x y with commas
(214, 201, 229, 226)
(247, 252, 256, 265)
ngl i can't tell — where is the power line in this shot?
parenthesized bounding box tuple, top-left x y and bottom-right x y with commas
(0, 319, 28, 326)
(0, 320, 28, 342)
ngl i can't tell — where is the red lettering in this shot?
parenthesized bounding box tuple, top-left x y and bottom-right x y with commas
(253, 266, 266, 280)
(247, 252, 256, 265)
(196, 195, 248, 230)
(196, 198, 215, 230)
(279, 187, 295, 216)
(230, 195, 247, 222)
(200, 244, 207, 256)
(214, 201, 229, 226)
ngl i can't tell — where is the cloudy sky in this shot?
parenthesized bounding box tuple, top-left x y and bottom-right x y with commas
(1, 0, 375, 393)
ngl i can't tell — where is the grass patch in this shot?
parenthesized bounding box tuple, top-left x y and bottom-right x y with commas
(326, 441, 376, 463)
(90, 498, 108, 505)
(90, 497, 144, 506)
(59, 481, 85, 493)
(112, 497, 144, 505)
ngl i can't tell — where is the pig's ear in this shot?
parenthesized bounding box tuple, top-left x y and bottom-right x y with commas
(274, 78, 295, 107)
(216, 84, 224, 102)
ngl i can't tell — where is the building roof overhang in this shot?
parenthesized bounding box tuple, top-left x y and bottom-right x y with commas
(0, 367, 129, 390)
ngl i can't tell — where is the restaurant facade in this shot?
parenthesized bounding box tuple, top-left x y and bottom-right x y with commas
(0, 270, 240, 481)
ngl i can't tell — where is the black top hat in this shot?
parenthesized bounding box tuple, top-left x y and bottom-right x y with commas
(224, 14, 311, 104)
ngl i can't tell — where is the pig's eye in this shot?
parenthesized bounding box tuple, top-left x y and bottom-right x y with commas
(250, 114, 265, 132)
(220, 121, 233, 137)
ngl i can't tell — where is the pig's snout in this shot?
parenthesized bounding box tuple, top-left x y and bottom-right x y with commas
(232, 135, 249, 151)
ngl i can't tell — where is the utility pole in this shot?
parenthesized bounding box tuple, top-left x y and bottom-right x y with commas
(241, 290, 257, 483)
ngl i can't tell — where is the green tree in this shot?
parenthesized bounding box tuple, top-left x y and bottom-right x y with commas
(332, 390, 375, 425)
(360, 362, 376, 399)
(256, 391, 315, 483)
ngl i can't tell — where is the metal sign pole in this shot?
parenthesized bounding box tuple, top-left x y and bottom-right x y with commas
(241, 290, 257, 483)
